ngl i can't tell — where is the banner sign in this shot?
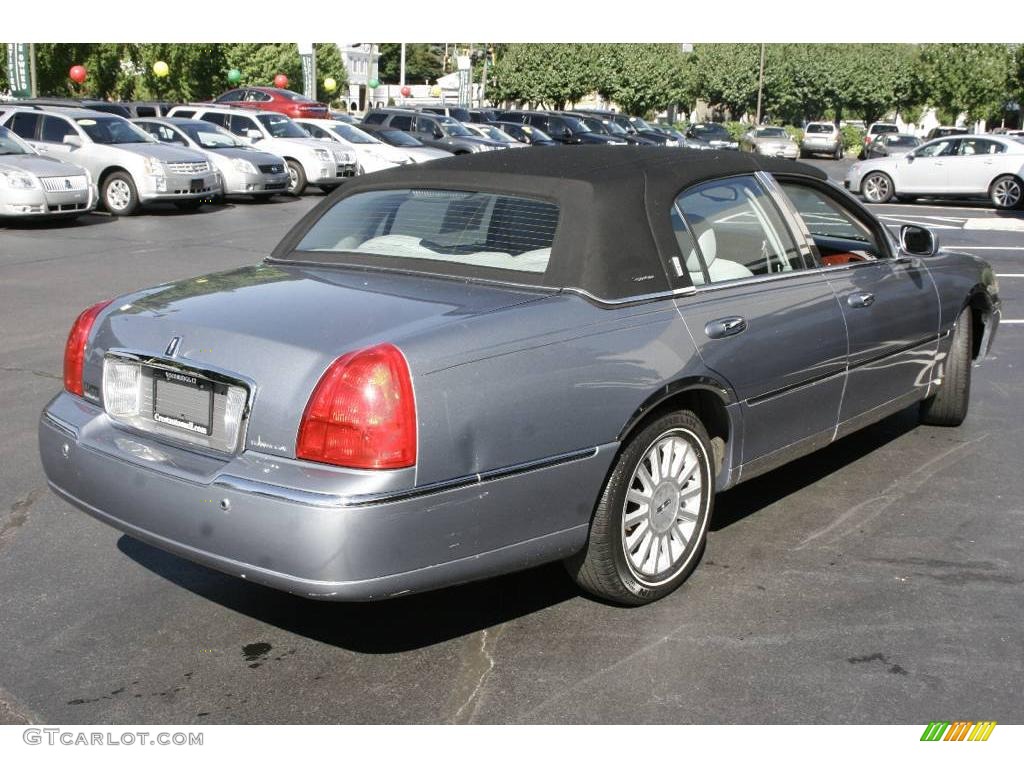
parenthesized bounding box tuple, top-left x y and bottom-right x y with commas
(6, 43, 33, 98)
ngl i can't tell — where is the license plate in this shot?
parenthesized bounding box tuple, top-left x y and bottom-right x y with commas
(190, 178, 204, 193)
(151, 369, 214, 436)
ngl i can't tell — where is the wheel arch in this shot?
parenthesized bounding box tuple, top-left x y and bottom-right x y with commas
(616, 376, 738, 488)
(97, 165, 131, 186)
(964, 286, 996, 360)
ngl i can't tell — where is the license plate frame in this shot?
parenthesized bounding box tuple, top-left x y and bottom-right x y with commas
(150, 368, 215, 436)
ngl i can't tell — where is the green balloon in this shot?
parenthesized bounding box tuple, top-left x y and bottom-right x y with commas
(368, 79, 380, 89)
(227, 68, 241, 84)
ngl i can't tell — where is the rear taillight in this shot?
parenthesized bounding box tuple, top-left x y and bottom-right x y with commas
(296, 343, 417, 469)
(63, 299, 113, 396)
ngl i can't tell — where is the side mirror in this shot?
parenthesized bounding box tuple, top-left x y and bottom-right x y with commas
(63, 134, 82, 148)
(900, 225, 938, 256)
(905, 152, 915, 163)
(246, 129, 262, 141)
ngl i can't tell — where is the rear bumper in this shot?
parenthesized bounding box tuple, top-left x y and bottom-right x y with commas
(39, 393, 612, 600)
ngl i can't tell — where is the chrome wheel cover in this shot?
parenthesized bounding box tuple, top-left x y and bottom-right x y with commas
(286, 164, 299, 192)
(106, 179, 132, 211)
(621, 429, 705, 585)
(993, 178, 1021, 209)
(862, 173, 891, 202)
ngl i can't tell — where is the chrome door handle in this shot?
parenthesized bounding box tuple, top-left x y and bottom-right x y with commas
(847, 292, 875, 308)
(705, 316, 747, 339)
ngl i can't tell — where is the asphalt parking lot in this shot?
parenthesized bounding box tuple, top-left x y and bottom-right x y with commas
(1, 157, 1022, 725)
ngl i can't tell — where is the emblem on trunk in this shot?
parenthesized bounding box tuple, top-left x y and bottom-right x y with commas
(165, 336, 181, 357)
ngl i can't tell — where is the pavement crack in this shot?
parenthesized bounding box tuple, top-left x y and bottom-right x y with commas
(795, 432, 989, 550)
(0, 686, 36, 725)
(0, 364, 61, 381)
(448, 627, 502, 724)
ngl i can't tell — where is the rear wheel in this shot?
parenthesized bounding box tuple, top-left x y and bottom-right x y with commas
(833, 145, 843, 160)
(285, 160, 307, 195)
(861, 171, 894, 203)
(920, 309, 972, 427)
(102, 171, 139, 215)
(565, 410, 714, 606)
(989, 175, 1023, 210)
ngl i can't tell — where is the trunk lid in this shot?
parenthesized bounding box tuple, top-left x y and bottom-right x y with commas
(90, 264, 546, 458)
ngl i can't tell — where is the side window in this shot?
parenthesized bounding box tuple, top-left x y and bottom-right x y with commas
(215, 90, 243, 103)
(362, 112, 386, 125)
(229, 115, 258, 136)
(917, 139, 957, 157)
(251, 91, 273, 103)
(135, 106, 156, 117)
(389, 115, 412, 131)
(172, 109, 195, 118)
(201, 112, 229, 128)
(303, 124, 327, 139)
(780, 182, 888, 264)
(9, 112, 41, 140)
(958, 138, 1002, 156)
(674, 176, 804, 286)
(40, 116, 75, 143)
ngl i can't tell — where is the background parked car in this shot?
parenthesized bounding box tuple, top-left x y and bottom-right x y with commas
(463, 123, 528, 148)
(355, 124, 453, 163)
(800, 121, 843, 159)
(685, 122, 739, 150)
(122, 102, 179, 118)
(212, 87, 328, 119)
(740, 126, 799, 159)
(576, 110, 675, 145)
(859, 121, 899, 158)
(416, 104, 472, 123)
(294, 118, 413, 173)
(15, 97, 132, 118)
(363, 108, 505, 154)
(560, 112, 647, 144)
(133, 117, 290, 199)
(168, 105, 355, 195)
(0, 124, 96, 219)
(497, 110, 623, 145)
(865, 133, 921, 159)
(468, 108, 501, 124)
(846, 134, 1024, 208)
(925, 126, 969, 141)
(493, 121, 558, 146)
(3, 107, 219, 214)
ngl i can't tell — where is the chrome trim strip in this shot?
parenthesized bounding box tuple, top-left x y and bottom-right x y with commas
(746, 366, 847, 406)
(561, 285, 696, 306)
(214, 446, 601, 509)
(42, 411, 79, 439)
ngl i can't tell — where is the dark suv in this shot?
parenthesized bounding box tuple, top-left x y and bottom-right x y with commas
(496, 111, 623, 145)
(361, 108, 504, 154)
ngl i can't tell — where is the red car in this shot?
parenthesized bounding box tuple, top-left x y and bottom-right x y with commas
(212, 87, 328, 119)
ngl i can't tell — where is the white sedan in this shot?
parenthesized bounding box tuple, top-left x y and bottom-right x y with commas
(294, 118, 413, 174)
(845, 134, 1024, 209)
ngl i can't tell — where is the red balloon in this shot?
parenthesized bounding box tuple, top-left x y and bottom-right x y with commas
(400, 86, 411, 98)
(273, 74, 288, 89)
(69, 65, 87, 84)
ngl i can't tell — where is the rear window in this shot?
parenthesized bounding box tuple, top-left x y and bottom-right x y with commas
(295, 190, 560, 276)
(805, 123, 834, 134)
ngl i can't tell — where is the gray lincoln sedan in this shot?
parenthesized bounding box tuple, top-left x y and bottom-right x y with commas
(39, 148, 1001, 606)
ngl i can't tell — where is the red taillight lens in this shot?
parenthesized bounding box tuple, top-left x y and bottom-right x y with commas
(296, 343, 417, 469)
(63, 299, 113, 396)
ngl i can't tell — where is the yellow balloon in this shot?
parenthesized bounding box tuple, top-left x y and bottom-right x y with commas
(153, 61, 169, 78)
(430, 86, 441, 97)
(323, 77, 337, 93)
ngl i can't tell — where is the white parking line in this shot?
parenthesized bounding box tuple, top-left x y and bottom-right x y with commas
(996, 274, 1024, 277)
(878, 215, 959, 229)
(957, 246, 1024, 251)
(1001, 320, 1024, 325)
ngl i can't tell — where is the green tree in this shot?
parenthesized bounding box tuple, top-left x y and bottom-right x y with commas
(33, 43, 139, 99)
(313, 43, 347, 103)
(918, 43, 1014, 123)
(223, 43, 303, 91)
(134, 43, 229, 101)
(600, 44, 695, 116)
(377, 43, 445, 84)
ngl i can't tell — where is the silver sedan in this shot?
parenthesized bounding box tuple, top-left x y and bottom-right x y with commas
(0, 125, 96, 219)
(133, 118, 290, 199)
(740, 127, 799, 159)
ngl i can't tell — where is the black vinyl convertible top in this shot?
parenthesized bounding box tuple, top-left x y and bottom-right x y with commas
(273, 146, 828, 301)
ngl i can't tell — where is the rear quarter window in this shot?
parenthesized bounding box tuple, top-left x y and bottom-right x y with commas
(294, 189, 560, 277)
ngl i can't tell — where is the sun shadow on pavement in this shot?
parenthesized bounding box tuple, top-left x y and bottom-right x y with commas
(117, 535, 579, 654)
(711, 405, 921, 531)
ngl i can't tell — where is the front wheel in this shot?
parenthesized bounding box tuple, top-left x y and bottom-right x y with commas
(285, 160, 307, 196)
(920, 309, 972, 426)
(989, 175, 1023, 210)
(565, 410, 714, 606)
(102, 171, 140, 215)
(861, 171, 894, 203)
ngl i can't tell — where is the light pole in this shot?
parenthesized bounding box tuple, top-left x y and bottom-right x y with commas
(755, 43, 766, 125)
